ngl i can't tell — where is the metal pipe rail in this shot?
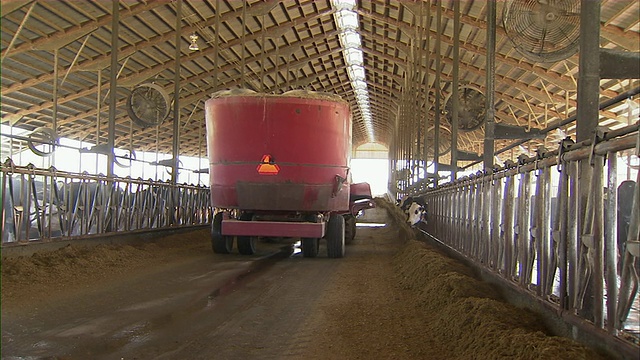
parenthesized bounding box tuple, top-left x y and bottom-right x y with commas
(420, 128, 640, 354)
(462, 86, 640, 170)
(1, 158, 213, 244)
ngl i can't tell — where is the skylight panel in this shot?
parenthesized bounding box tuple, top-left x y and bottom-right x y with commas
(339, 30, 361, 47)
(336, 9, 359, 29)
(332, 0, 356, 11)
(344, 48, 363, 65)
(332, 0, 374, 142)
(353, 80, 367, 90)
(348, 65, 366, 80)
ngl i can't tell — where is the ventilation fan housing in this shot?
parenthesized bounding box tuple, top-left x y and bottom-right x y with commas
(126, 83, 171, 128)
(444, 86, 486, 132)
(503, 0, 581, 63)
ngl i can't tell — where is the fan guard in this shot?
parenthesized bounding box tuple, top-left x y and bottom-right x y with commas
(126, 83, 171, 128)
(425, 125, 452, 157)
(503, 0, 581, 63)
(444, 86, 486, 132)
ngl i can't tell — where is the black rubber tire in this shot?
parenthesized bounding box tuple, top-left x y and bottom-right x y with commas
(302, 238, 320, 258)
(211, 212, 234, 254)
(237, 212, 257, 255)
(237, 236, 257, 255)
(326, 213, 345, 258)
(344, 214, 356, 244)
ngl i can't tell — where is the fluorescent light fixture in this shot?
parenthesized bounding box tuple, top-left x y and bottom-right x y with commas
(336, 9, 359, 29)
(349, 65, 365, 78)
(344, 48, 363, 65)
(353, 80, 367, 90)
(332, 0, 374, 142)
(332, 0, 356, 11)
(347, 67, 365, 81)
(339, 30, 361, 47)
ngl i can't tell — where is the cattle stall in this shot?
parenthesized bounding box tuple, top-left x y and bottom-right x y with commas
(0, 159, 213, 244)
(414, 124, 639, 357)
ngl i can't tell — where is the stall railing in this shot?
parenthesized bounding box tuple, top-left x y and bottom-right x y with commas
(1, 158, 213, 244)
(420, 124, 639, 350)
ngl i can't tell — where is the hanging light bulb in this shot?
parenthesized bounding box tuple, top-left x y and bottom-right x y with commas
(189, 33, 199, 51)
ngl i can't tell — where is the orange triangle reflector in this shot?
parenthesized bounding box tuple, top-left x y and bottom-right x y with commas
(257, 154, 280, 175)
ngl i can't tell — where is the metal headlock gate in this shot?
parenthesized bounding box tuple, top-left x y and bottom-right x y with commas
(1, 158, 213, 244)
(420, 124, 639, 356)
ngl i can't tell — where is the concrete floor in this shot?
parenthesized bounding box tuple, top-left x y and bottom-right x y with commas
(1, 206, 608, 359)
(2, 208, 414, 359)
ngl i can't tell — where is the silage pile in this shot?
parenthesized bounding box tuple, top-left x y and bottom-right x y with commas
(1, 229, 209, 305)
(393, 240, 605, 359)
(374, 197, 414, 241)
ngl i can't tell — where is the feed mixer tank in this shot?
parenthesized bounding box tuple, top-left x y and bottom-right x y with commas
(205, 90, 352, 258)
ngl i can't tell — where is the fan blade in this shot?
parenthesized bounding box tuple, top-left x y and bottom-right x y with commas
(545, 0, 580, 17)
(538, 27, 548, 55)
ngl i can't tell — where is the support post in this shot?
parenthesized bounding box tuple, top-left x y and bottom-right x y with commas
(422, 1, 431, 179)
(451, 0, 460, 180)
(213, 0, 220, 91)
(434, 0, 442, 186)
(107, 0, 119, 178)
(576, 0, 601, 142)
(172, 0, 182, 184)
(605, 152, 617, 334)
(483, 0, 496, 171)
(576, 0, 601, 321)
(52, 48, 59, 166)
(240, 1, 247, 88)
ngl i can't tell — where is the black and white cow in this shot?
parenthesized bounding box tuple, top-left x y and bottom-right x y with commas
(397, 195, 427, 227)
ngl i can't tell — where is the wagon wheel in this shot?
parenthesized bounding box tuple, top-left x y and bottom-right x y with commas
(238, 236, 258, 255)
(302, 238, 320, 258)
(326, 213, 345, 258)
(343, 214, 356, 244)
(302, 214, 321, 258)
(211, 212, 234, 254)
(237, 212, 257, 255)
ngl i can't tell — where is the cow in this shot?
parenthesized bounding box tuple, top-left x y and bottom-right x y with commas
(397, 195, 427, 227)
(406, 202, 427, 227)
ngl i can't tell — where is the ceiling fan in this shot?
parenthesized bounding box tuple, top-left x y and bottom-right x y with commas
(126, 83, 171, 128)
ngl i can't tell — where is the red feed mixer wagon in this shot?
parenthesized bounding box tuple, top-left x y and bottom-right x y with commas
(205, 89, 374, 258)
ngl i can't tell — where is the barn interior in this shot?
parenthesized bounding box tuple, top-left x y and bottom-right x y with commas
(1, 0, 639, 359)
(1, 0, 638, 179)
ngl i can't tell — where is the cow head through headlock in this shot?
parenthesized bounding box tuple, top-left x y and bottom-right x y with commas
(406, 202, 427, 227)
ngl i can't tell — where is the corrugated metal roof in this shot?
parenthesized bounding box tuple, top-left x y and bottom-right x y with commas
(1, 0, 638, 160)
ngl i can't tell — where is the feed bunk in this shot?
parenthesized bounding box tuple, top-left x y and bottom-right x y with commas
(205, 90, 366, 258)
